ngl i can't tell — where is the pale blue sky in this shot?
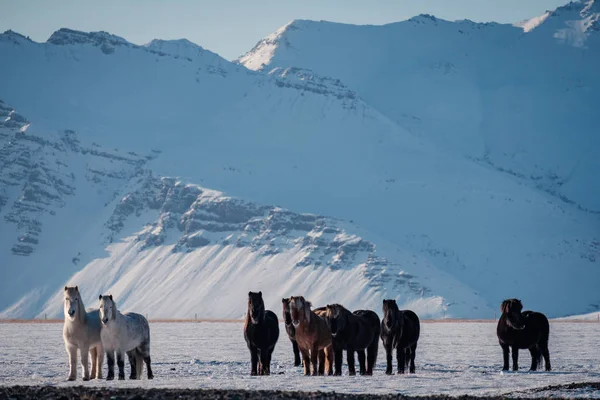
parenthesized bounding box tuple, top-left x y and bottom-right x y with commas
(1, 0, 567, 60)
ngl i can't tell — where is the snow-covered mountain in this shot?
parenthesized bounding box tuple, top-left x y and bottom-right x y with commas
(239, 0, 600, 213)
(1, 1, 598, 319)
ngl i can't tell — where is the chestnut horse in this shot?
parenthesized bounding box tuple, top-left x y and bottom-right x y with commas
(497, 299, 551, 371)
(288, 296, 333, 375)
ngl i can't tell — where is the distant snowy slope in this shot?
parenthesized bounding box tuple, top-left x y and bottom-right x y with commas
(0, 15, 598, 320)
(238, 0, 600, 213)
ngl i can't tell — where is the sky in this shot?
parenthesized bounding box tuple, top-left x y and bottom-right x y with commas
(1, 0, 568, 60)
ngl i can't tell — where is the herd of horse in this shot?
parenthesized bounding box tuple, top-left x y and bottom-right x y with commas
(244, 293, 551, 376)
(61, 286, 552, 381)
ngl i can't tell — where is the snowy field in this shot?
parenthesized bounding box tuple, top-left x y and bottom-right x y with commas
(1, 321, 599, 397)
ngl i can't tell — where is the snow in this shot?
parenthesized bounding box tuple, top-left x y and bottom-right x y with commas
(0, 321, 599, 397)
(0, 0, 599, 321)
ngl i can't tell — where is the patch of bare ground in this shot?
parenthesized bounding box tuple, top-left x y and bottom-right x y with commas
(2, 383, 600, 400)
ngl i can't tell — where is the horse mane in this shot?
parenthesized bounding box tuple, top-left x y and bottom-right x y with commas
(76, 291, 86, 321)
(326, 303, 351, 318)
(501, 298, 522, 314)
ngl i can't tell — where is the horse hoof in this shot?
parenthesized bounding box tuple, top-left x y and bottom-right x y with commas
(385, 370, 393, 375)
(82, 376, 90, 382)
(148, 374, 154, 380)
(67, 376, 76, 381)
(129, 375, 137, 380)
(106, 376, 114, 381)
(118, 375, 125, 381)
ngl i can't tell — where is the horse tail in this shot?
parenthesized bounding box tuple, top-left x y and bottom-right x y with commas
(135, 349, 144, 379)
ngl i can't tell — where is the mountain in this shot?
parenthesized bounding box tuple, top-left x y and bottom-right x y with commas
(238, 0, 600, 214)
(0, 1, 598, 319)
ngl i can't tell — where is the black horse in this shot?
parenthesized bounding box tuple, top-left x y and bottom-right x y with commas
(282, 297, 302, 366)
(380, 299, 420, 374)
(324, 304, 380, 375)
(244, 291, 279, 375)
(497, 298, 551, 371)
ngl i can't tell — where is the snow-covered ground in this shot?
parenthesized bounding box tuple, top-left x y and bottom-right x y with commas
(1, 321, 599, 397)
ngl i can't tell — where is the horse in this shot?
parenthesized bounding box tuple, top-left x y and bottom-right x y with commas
(380, 299, 420, 374)
(282, 298, 327, 368)
(244, 291, 279, 375)
(62, 286, 103, 381)
(288, 296, 333, 376)
(497, 298, 551, 371)
(98, 295, 153, 380)
(324, 303, 380, 375)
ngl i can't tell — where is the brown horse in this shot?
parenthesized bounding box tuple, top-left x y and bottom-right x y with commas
(289, 296, 333, 376)
(282, 298, 326, 368)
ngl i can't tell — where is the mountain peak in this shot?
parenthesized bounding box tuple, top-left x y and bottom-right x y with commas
(143, 38, 208, 60)
(47, 28, 131, 47)
(0, 30, 33, 45)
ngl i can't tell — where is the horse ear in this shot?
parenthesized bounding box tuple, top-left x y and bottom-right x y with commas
(392, 299, 397, 304)
(99, 295, 102, 301)
(109, 294, 113, 300)
(258, 291, 262, 297)
(65, 286, 68, 291)
(282, 298, 286, 303)
(248, 291, 252, 297)
(305, 305, 310, 323)
(75, 286, 78, 291)
(306, 301, 312, 309)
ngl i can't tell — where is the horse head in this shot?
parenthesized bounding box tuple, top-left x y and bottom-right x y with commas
(63, 286, 81, 320)
(282, 297, 293, 326)
(289, 296, 311, 328)
(382, 299, 402, 331)
(501, 298, 526, 330)
(248, 291, 265, 325)
(325, 304, 348, 337)
(98, 294, 116, 325)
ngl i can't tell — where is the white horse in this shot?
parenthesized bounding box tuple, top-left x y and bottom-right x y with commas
(62, 286, 103, 380)
(99, 295, 153, 380)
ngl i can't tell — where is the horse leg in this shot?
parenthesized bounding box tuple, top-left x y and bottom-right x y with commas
(409, 343, 417, 374)
(318, 349, 325, 375)
(325, 346, 334, 375)
(96, 346, 104, 379)
(310, 345, 320, 376)
(80, 345, 90, 381)
(357, 349, 367, 375)
(106, 351, 115, 380)
(266, 347, 274, 376)
(127, 350, 137, 379)
(500, 343, 510, 371)
(260, 349, 271, 375)
(116, 350, 125, 380)
(511, 346, 519, 371)
(250, 345, 259, 376)
(333, 343, 344, 376)
(90, 347, 97, 380)
(397, 346, 406, 374)
(300, 347, 311, 376)
(384, 343, 393, 375)
(347, 346, 356, 376)
(541, 343, 551, 371)
(138, 342, 153, 380)
(366, 338, 378, 375)
(293, 340, 301, 367)
(66, 344, 77, 381)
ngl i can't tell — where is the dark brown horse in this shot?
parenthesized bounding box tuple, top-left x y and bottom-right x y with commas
(244, 291, 279, 375)
(324, 304, 380, 375)
(380, 299, 420, 374)
(497, 299, 551, 371)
